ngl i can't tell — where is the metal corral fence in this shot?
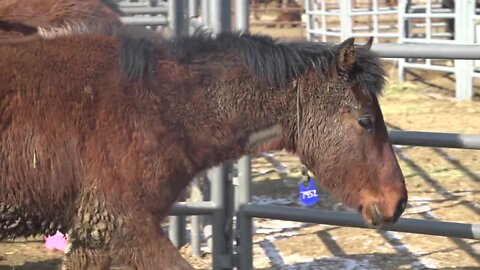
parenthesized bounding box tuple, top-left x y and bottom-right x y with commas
(305, 0, 480, 101)
(116, 1, 480, 269)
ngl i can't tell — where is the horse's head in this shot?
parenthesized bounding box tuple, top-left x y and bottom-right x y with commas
(295, 37, 407, 226)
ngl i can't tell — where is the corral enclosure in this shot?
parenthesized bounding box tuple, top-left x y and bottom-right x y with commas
(0, 1, 479, 270)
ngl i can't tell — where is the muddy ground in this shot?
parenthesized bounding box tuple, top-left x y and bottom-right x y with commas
(1, 15, 480, 270)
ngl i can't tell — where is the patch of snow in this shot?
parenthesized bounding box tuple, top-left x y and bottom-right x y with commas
(253, 194, 299, 206)
(259, 152, 289, 173)
(280, 255, 381, 270)
(253, 219, 305, 239)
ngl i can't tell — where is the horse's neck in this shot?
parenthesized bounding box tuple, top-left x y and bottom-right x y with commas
(177, 76, 296, 172)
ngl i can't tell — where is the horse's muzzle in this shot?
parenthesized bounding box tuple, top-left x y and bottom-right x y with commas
(366, 198, 407, 226)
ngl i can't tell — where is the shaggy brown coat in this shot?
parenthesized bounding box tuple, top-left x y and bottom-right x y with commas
(0, 29, 407, 269)
(0, 0, 123, 38)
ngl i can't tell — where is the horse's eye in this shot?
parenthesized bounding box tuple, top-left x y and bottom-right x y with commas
(358, 117, 374, 130)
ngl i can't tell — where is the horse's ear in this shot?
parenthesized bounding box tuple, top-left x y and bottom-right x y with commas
(337, 37, 356, 72)
(361, 36, 374, 51)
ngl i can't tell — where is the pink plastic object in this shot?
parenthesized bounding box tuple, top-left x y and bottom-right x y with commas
(44, 231, 68, 252)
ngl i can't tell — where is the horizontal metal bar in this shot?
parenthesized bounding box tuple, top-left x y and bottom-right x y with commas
(402, 13, 455, 18)
(121, 17, 168, 26)
(472, 71, 480, 78)
(306, 29, 342, 37)
(388, 131, 480, 150)
(118, 3, 149, 8)
(330, 25, 397, 32)
(408, 7, 451, 12)
(170, 201, 218, 215)
(399, 38, 456, 44)
(242, 204, 480, 240)
(352, 7, 396, 12)
(316, 7, 399, 13)
(119, 7, 168, 15)
(414, 22, 448, 28)
(400, 62, 455, 73)
(118, 2, 167, 8)
(309, 32, 398, 39)
(351, 32, 399, 38)
(305, 10, 340, 16)
(349, 10, 398, 16)
(371, 43, 480, 60)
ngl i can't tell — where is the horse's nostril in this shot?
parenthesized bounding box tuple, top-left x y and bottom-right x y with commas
(393, 198, 407, 222)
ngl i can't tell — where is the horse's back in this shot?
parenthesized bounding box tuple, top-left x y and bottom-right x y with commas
(0, 0, 123, 28)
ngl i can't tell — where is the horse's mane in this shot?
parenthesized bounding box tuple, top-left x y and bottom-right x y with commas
(18, 22, 386, 95)
(159, 30, 387, 96)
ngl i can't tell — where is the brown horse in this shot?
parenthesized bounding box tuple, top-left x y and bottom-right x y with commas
(0, 28, 408, 269)
(0, 0, 123, 39)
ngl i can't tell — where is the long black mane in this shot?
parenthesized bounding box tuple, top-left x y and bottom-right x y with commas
(119, 30, 386, 96)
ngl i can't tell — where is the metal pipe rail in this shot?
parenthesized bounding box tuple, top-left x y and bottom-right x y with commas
(372, 43, 480, 60)
(240, 204, 480, 240)
(402, 13, 455, 18)
(119, 7, 168, 15)
(120, 17, 167, 26)
(170, 201, 218, 216)
(117, 3, 149, 8)
(389, 131, 480, 150)
(237, 204, 480, 270)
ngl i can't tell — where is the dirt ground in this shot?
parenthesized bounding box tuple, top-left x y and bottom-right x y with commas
(1, 12, 480, 270)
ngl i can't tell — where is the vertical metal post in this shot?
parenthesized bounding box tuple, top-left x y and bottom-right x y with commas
(168, 0, 186, 37)
(339, 0, 352, 41)
(397, 0, 407, 82)
(305, 0, 313, 41)
(320, 0, 327, 42)
(236, 0, 249, 33)
(188, 0, 199, 35)
(425, 0, 432, 67)
(150, 0, 158, 31)
(190, 176, 203, 257)
(237, 156, 253, 270)
(205, 4, 233, 268)
(226, 161, 235, 250)
(202, 175, 213, 254)
(189, 0, 199, 17)
(372, 0, 379, 42)
(234, 157, 251, 221)
(210, 0, 232, 34)
(201, 0, 211, 27)
(454, 0, 474, 101)
(168, 191, 187, 248)
(166, 0, 188, 247)
(209, 164, 231, 270)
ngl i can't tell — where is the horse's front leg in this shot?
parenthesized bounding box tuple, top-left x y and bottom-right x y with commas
(60, 191, 114, 270)
(61, 246, 111, 270)
(111, 210, 194, 270)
